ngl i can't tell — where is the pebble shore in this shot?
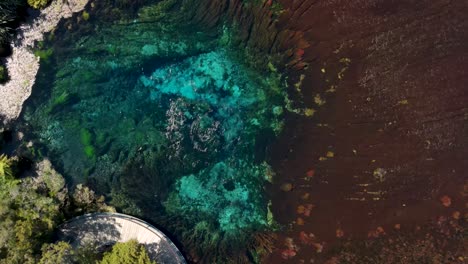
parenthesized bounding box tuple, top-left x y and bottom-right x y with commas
(0, 0, 89, 124)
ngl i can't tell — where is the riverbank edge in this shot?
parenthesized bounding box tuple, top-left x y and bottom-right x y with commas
(0, 0, 89, 125)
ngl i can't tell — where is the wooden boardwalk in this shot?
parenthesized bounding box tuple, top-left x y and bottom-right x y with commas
(58, 213, 186, 264)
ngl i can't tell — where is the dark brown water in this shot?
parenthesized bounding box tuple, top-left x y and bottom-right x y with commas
(265, 0, 467, 262)
(14, 0, 468, 263)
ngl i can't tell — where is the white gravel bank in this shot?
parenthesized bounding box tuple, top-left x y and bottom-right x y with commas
(0, 0, 89, 124)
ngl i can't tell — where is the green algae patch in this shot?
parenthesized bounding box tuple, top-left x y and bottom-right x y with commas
(82, 11, 90, 21)
(83, 145, 95, 160)
(80, 128, 92, 146)
(34, 48, 54, 61)
(80, 128, 95, 160)
(45, 91, 75, 114)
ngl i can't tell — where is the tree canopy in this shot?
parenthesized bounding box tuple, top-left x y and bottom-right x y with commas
(0, 158, 64, 263)
(100, 240, 156, 264)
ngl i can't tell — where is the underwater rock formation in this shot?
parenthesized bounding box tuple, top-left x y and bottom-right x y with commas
(165, 160, 272, 232)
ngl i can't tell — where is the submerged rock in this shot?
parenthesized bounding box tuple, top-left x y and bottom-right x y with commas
(280, 182, 293, 192)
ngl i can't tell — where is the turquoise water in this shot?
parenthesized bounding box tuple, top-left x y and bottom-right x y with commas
(21, 0, 289, 262)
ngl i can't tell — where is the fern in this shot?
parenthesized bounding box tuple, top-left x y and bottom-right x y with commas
(0, 154, 13, 179)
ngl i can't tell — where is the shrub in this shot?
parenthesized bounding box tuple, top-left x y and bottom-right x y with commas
(0, 154, 12, 179)
(27, 0, 50, 9)
(100, 240, 156, 264)
(0, 169, 64, 263)
(0, 65, 7, 84)
(72, 184, 115, 214)
(39, 242, 74, 264)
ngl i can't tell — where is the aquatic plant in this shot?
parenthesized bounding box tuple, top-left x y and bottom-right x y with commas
(20, 1, 297, 262)
(165, 161, 270, 232)
(80, 128, 92, 146)
(45, 91, 72, 114)
(80, 128, 96, 160)
(166, 216, 276, 263)
(162, 160, 277, 262)
(82, 11, 90, 21)
(83, 146, 95, 160)
(33, 48, 54, 61)
(110, 150, 174, 217)
(138, 0, 178, 21)
(114, 0, 148, 11)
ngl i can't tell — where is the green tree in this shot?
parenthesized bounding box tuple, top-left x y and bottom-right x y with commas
(0, 159, 65, 264)
(72, 184, 115, 214)
(73, 243, 101, 264)
(100, 240, 156, 264)
(39, 241, 74, 264)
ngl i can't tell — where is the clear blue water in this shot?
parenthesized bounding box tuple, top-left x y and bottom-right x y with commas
(21, 1, 288, 261)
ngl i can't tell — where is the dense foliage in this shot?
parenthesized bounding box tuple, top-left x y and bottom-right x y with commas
(39, 241, 103, 264)
(39, 241, 74, 264)
(100, 240, 156, 264)
(0, 152, 114, 263)
(0, 157, 65, 263)
(27, 0, 51, 9)
(0, 154, 12, 178)
(38, 240, 157, 264)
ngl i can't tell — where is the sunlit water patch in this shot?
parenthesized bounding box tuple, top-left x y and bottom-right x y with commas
(21, 0, 289, 262)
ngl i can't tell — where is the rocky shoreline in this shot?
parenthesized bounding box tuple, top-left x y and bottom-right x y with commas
(0, 0, 89, 124)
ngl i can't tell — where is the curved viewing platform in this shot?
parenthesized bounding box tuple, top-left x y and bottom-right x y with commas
(58, 213, 186, 264)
